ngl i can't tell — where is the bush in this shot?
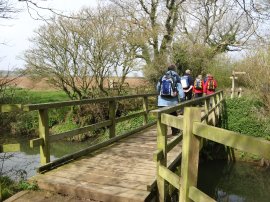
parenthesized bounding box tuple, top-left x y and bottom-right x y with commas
(224, 97, 270, 138)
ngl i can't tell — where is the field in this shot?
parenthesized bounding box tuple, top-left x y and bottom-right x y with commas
(8, 76, 148, 91)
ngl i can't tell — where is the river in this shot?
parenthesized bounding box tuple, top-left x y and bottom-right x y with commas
(198, 160, 270, 202)
(0, 137, 96, 181)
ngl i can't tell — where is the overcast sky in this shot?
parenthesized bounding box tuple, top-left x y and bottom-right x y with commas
(0, 0, 98, 71)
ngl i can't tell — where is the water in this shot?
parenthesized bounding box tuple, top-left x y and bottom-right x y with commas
(0, 137, 95, 180)
(198, 160, 270, 202)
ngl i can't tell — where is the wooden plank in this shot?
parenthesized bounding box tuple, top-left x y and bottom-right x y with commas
(0, 104, 22, 112)
(115, 111, 145, 123)
(46, 168, 154, 184)
(0, 144, 20, 152)
(109, 100, 116, 138)
(161, 113, 183, 130)
(156, 112, 168, 202)
(38, 109, 50, 165)
(56, 162, 156, 176)
(143, 96, 149, 124)
(154, 135, 182, 161)
(23, 97, 114, 111)
(33, 175, 150, 202)
(189, 186, 216, 202)
(49, 120, 112, 142)
(30, 137, 44, 148)
(158, 165, 180, 190)
(193, 122, 270, 159)
(23, 94, 157, 111)
(180, 107, 201, 202)
(45, 171, 150, 191)
(38, 122, 156, 173)
(167, 134, 182, 152)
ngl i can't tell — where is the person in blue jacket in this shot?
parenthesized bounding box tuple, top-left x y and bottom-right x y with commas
(156, 64, 185, 135)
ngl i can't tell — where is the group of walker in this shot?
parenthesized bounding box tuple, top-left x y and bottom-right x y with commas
(156, 64, 217, 135)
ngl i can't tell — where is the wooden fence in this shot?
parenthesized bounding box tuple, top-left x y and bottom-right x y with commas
(0, 93, 157, 172)
(151, 90, 270, 202)
(151, 90, 224, 201)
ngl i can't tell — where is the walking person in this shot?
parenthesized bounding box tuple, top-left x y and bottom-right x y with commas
(157, 64, 185, 135)
(193, 75, 204, 98)
(181, 69, 194, 100)
(203, 74, 217, 95)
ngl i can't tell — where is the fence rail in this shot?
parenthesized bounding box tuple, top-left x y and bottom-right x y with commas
(0, 93, 157, 171)
(151, 90, 224, 201)
(152, 90, 270, 202)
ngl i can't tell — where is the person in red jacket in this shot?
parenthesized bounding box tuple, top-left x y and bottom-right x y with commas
(193, 75, 204, 98)
(203, 74, 217, 95)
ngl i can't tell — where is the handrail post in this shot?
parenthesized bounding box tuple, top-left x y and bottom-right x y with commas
(204, 98, 209, 124)
(109, 99, 116, 138)
(38, 109, 50, 165)
(156, 112, 168, 202)
(216, 93, 220, 119)
(180, 107, 201, 202)
(212, 96, 217, 126)
(143, 96, 148, 125)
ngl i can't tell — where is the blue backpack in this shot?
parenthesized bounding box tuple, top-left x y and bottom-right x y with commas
(160, 71, 178, 97)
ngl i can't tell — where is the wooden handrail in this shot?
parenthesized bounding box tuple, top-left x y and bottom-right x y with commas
(193, 122, 270, 159)
(152, 91, 224, 202)
(1, 93, 158, 167)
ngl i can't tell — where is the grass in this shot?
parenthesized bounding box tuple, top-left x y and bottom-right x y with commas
(14, 89, 69, 104)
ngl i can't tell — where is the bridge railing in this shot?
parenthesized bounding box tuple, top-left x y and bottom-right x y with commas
(152, 90, 270, 202)
(151, 90, 224, 201)
(0, 93, 157, 172)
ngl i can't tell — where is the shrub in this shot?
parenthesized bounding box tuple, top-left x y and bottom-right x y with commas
(224, 97, 270, 138)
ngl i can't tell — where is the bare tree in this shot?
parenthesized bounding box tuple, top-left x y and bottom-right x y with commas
(24, 6, 138, 99)
(178, 0, 257, 54)
(109, 0, 186, 67)
(0, 0, 19, 19)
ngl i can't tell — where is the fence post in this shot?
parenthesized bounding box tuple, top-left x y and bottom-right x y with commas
(109, 99, 116, 138)
(38, 109, 50, 165)
(156, 113, 168, 202)
(212, 96, 217, 126)
(216, 93, 220, 119)
(143, 96, 148, 125)
(204, 98, 209, 124)
(180, 107, 201, 202)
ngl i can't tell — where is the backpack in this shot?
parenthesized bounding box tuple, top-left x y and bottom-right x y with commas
(194, 78, 203, 90)
(160, 71, 178, 97)
(207, 80, 215, 90)
(180, 75, 189, 88)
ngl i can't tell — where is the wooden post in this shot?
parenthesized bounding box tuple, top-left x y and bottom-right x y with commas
(156, 113, 168, 202)
(212, 96, 217, 126)
(180, 108, 201, 202)
(204, 99, 209, 124)
(109, 99, 116, 138)
(231, 75, 235, 99)
(143, 96, 148, 125)
(38, 109, 50, 165)
(216, 93, 220, 119)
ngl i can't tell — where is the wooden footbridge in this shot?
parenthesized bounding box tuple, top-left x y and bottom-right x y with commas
(1, 91, 270, 202)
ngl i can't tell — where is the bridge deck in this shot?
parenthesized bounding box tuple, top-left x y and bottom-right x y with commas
(31, 125, 182, 202)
